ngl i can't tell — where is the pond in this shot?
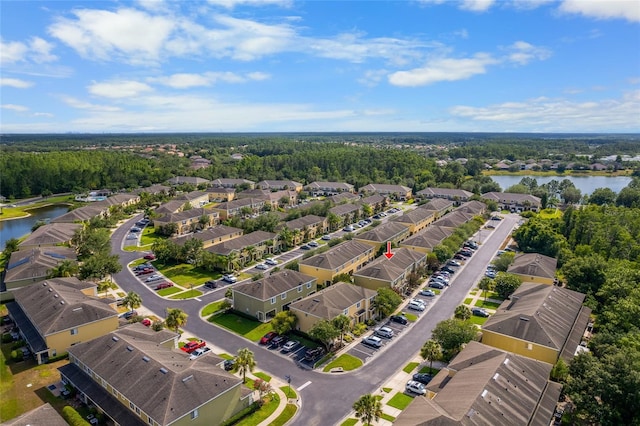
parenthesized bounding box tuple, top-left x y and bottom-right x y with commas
(0, 204, 70, 250)
(490, 175, 632, 196)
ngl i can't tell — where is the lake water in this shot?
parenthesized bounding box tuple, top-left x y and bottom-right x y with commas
(490, 175, 632, 196)
(0, 204, 70, 250)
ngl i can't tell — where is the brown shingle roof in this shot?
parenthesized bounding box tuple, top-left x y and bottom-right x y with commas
(354, 222, 409, 244)
(171, 225, 242, 246)
(401, 226, 454, 250)
(18, 222, 81, 248)
(289, 282, 375, 319)
(299, 240, 372, 271)
(206, 231, 276, 256)
(1, 403, 68, 426)
(393, 208, 436, 225)
(233, 270, 316, 300)
(354, 248, 425, 281)
(508, 253, 557, 279)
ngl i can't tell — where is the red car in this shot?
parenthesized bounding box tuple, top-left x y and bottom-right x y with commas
(181, 340, 206, 353)
(141, 318, 152, 327)
(259, 331, 279, 345)
(144, 253, 156, 260)
(155, 282, 173, 290)
(136, 268, 154, 275)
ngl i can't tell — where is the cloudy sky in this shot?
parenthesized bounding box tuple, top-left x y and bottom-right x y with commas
(1, 0, 639, 133)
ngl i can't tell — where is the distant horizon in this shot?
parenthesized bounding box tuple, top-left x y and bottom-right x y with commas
(2, 131, 640, 136)
(1, 1, 638, 133)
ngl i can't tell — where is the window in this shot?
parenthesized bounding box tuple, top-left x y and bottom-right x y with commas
(306, 282, 312, 289)
(135, 406, 141, 415)
(191, 409, 199, 420)
(343, 309, 348, 315)
(148, 416, 154, 425)
(526, 343, 533, 350)
(356, 302, 361, 309)
(271, 297, 276, 305)
(281, 293, 286, 300)
(70, 328, 78, 335)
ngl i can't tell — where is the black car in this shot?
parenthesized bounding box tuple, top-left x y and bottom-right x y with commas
(428, 281, 445, 289)
(304, 347, 325, 361)
(472, 308, 490, 317)
(223, 358, 236, 371)
(204, 280, 218, 289)
(440, 266, 456, 274)
(412, 373, 433, 385)
(389, 314, 408, 325)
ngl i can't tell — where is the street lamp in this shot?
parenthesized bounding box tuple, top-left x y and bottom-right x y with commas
(285, 375, 292, 399)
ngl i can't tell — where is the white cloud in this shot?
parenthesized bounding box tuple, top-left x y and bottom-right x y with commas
(147, 71, 270, 88)
(506, 41, 551, 65)
(1, 104, 29, 112)
(0, 37, 57, 65)
(49, 8, 175, 64)
(33, 112, 54, 117)
(358, 69, 388, 87)
(61, 96, 122, 112)
(0, 78, 34, 88)
(207, 0, 292, 8)
(88, 80, 154, 98)
(449, 91, 640, 131)
(559, 0, 640, 22)
(460, 0, 495, 12)
(388, 54, 498, 87)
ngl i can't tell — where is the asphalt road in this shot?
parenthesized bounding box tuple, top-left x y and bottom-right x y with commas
(111, 212, 518, 425)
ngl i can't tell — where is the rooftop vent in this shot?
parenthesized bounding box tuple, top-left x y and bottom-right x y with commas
(519, 317, 529, 322)
(48, 288, 53, 292)
(112, 336, 120, 342)
(53, 294, 59, 298)
(481, 389, 488, 398)
(43, 282, 47, 286)
(160, 368, 168, 374)
(72, 307, 82, 312)
(60, 301, 65, 305)
(182, 375, 194, 383)
(312, 299, 320, 303)
(142, 356, 150, 362)
(126, 346, 133, 352)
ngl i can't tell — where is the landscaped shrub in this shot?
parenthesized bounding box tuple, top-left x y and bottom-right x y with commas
(10, 350, 22, 361)
(1, 333, 13, 343)
(47, 353, 69, 363)
(219, 401, 261, 426)
(62, 406, 90, 426)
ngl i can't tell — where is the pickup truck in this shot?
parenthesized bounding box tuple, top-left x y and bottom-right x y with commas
(181, 340, 206, 354)
(304, 347, 325, 361)
(189, 347, 211, 360)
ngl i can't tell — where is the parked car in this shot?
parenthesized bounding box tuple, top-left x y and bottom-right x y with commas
(223, 274, 237, 283)
(362, 335, 382, 348)
(406, 380, 426, 395)
(155, 282, 173, 290)
(181, 340, 206, 353)
(485, 270, 497, 279)
(136, 268, 154, 275)
(300, 244, 311, 250)
(204, 280, 218, 289)
(123, 310, 138, 320)
(308, 241, 319, 247)
(447, 260, 461, 267)
(389, 314, 408, 325)
(130, 227, 142, 232)
(321, 235, 331, 241)
(144, 253, 156, 260)
(260, 331, 279, 345)
(223, 358, 236, 371)
(256, 263, 268, 270)
(126, 234, 138, 240)
(419, 289, 436, 297)
(145, 275, 163, 282)
(343, 225, 354, 232)
(141, 318, 152, 327)
(453, 254, 467, 260)
(374, 326, 394, 339)
(490, 215, 502, 221)
(440, 266, 456, 274)
(428, 281, 445, 289)
(412, 373, 433, 385)
(282, 340, 298, 353)
(407, 300, 425, 311)
(472, 308, 490, 317)
(270, 335, 286, 347)
(432, 275, 449, 284)
(265, 258, 278, 265)
(304, 347, 325, 361)
(189, 347, 211, 360)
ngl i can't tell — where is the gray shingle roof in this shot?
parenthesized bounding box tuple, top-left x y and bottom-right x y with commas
(206, 230, 276, 255)
(354, 248, 425, 281)
(233, 270, 316, 300)
(395, 341, 559, 426)
(66, 329, 244, 425)
(354, 222, 409, 243)
(482, 283, 586, 350)
(172, 225, 242, 246)
(157, 208, 216, 223)
(419, 198, 454, 212)
(329, 203, 361, 216)
(401, 226, 454, 250)
(1, 402, 68, 426)
(393, 208, 436, 225)
(299, 240, 372, 270)
(456, 200, 487, 215)
(431, 210, 473, 228)
(4, 247, 77, 283)
(289, 282, 376, 319)
(155, 200, 186, 215)
(417, 187, 473, 198)
(18, 222, 82, 248)
(281, 215, 326, 231)
(508, 253, 557, 279)
(12, 278, 117, 336)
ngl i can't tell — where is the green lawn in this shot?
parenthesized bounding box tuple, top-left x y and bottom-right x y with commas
(403, 362, 419, 373)
(387, 392, 414, 410)
(474, 300, 501, 309)
(486, 292, 504, 301)
(139, 228, 167, 246)
(201, 301, 227, 317)
(381, 413, 396, 422)
(254, 372, 271, 382)
(404, 313, 418, 322)
(418, 366, 440, 375)
(234, 394, 280, 426)
(269, 404, 297, 426)
(169, 289, 203, 299)
(322, 354, 363, 372)
(156, 263, 216, 287)
(469, 291, 477, 295)
(463, 297, 473, 305)
(209, 312, 273, 342)
(539, 208, 562, 219)
(469, 315, 490, 325)
(157, 287, 182, 297)
(340, 419, 358, 426)
(382, 387, 392, 393)
(280, 386, 297, 400)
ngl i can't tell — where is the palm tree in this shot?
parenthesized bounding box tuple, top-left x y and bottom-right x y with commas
(226, 251, 240, 272)
(478, 277, 494, 302)
(123, 291, 142, 313)
(454, 305, 471, 321)
(165, 308, 188, 333)
(47, 259, 79, 278)
(353, 394, 383, 426)
(420, 339, 442, 374)
(236, 347, 256, 383)
(332, 314, 351, 346)
(327, 213, 341, 232)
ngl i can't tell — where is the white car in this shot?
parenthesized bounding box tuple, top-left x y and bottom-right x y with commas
(362, 335, 382, 348)
(223, 274, 237, 283)
(256, 263, 268, 270)
(265, 258, 278, 266)
(407, 301, 425, 311)
(406, 380, 426, 395)
(419, 289, 436, 297)
(281, 340, 298, 353)
(374, 326, 394, 339)
(189, 347, 211, 360)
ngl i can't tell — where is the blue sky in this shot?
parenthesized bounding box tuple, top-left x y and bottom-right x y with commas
(1, 0, 638, 133)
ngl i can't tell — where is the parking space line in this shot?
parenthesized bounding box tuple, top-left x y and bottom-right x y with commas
(194, 298, 201, 302)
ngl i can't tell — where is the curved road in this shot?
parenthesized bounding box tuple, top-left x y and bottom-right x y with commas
(111, 214, 518, 425)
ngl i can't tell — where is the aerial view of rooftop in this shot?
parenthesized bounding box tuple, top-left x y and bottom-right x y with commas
(0, 1, 638, 426)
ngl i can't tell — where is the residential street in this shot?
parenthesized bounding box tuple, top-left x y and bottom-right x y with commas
(110, 213, 519, 425)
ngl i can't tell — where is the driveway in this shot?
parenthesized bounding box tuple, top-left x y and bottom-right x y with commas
(110, 212, 519, 425)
